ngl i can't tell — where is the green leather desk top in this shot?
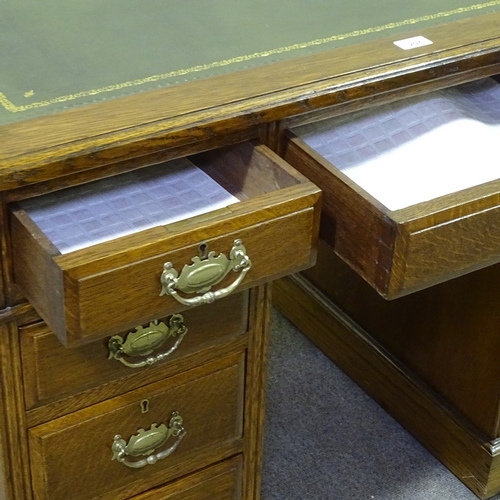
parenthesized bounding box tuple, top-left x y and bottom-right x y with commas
(2, 0, 500, 126)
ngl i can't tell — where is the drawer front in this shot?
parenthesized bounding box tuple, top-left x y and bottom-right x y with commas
(21, 291, 248, 409)
(29, 353, 244, 500)
(130, 456, 242, 500)
(11, 142, 320, 346)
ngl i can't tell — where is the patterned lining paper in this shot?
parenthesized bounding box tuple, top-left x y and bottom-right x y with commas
(293, 78, 500, 211)
(20, 158, 239, 254)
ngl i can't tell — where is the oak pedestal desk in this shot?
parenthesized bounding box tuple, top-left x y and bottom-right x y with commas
(2, 2, 500, 499)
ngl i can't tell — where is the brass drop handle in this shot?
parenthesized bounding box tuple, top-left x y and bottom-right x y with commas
(108, 315, 187, 369)
(159, 239, 251, 307)
(111, 411, 186, 469)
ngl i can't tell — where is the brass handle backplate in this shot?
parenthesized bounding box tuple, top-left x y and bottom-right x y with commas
(159, 239, 251, 307)
(108, 315, 187, 369)
(111, 411, 185, 469)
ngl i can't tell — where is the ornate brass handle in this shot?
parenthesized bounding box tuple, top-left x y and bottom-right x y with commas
(159, 239, 251, 307)
(111, 411, 185, 469)
(108, 315, 187, 369)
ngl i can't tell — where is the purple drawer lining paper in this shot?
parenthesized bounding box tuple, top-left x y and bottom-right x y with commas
(20, 157, 239, 254)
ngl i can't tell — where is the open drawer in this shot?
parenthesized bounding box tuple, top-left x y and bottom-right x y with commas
(283, 77, 500, 299)
(10, 141, 321, 346)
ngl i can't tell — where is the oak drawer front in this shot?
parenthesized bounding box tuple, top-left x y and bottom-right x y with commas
(29, 353, 244, 500)
(11, 141, 320, 346)
(285, 79, 500, 298)
(130, 456, 242, 500)
(21, 291, 248, 410)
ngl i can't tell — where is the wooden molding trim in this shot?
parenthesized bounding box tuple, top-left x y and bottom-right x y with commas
(0, 302, 36, 326)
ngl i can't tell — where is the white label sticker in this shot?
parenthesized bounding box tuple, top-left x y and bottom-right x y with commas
(393, 36, 433, 50)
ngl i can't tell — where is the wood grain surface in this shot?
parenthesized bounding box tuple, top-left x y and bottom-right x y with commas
(29, 352, 245, 500)
(21, 291, 249, 410)
(129, 456, 242, 500)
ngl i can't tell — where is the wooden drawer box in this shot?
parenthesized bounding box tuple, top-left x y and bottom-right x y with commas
(28, 352, 244, 500)
(283, 78, 500, 298)
(129, 456, 242, 500)
(21, 291, 248, 410)
(10, 141, 321, 346)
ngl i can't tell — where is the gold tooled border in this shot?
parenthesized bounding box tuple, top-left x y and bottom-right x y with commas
(2, 0, 500, 113)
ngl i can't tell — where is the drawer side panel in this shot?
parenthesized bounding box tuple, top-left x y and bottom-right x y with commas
(10, 209, 66, 334)
(283, 136, 396, 294)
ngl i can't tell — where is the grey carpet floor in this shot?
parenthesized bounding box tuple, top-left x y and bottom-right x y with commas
(261, 310, 500, 500)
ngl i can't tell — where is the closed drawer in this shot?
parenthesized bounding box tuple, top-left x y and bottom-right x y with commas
(129, 456, 242, 500)
(10, 141, 320, 346)
(29, 352, 244, 500)
(284, 78, 500, 298)
(21, 291, 248, 409)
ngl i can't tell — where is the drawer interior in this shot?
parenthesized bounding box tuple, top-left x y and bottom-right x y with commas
(17, 141, 305, 254)
(292, 77, 500, 211)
